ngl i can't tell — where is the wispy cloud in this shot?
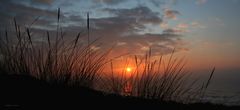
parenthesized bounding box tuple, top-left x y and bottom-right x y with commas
(191, 21, 206, 29)
(160, 22, 169, 29)
(175, 23, 189, 33)
(177, 23, 189, 29)
(164, 9, 180, 20)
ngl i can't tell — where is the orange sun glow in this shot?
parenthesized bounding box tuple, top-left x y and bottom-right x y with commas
(126, 67, 132, 72)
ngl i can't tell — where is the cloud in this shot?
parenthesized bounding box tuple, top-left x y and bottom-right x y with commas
(0, 1, 58, 27)
(0, 2, 186, 57)
(177, 23, 189, 29)
(163, 28, 186, 34)
(107, 32, 183, 56)
(33, 0, 54, 5)
(92, 0, 126, 5)
(83, 6, 185, 56)
(160, 22, 169, 29)
(173, 22, 206, 33)
(150, 0, 165, 7)
(175, 23, 189, 33)
(104, 6, 162, 25)
(191, 21, 206, 29)
(86, 6, 163, 39)
(164, 9, 180, 20)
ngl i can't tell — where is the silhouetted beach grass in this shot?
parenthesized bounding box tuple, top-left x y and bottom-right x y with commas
(100, 49, 216, 103)
(0, 10, 108, 88)
(0, 8, 239, 109)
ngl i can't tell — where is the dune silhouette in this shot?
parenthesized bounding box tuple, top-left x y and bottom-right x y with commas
(1, 74, 239, 110)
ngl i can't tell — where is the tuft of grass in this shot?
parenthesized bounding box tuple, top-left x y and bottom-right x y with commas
(0, 9, 108, 88)
(101, 49, 215, 103)
(206, 67, 215, 89)
(199, 67, 215, 101)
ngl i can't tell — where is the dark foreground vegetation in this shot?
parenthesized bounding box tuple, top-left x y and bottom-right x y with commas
(0, 74, 239, 110)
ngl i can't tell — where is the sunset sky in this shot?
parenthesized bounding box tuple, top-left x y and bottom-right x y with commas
(0, 0, 239, 73)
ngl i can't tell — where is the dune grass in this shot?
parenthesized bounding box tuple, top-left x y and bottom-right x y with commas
(0, 9, 108, 88)
(0, 8, 215, 104)
(99, 48, 216, 103)
(100, 49, 203, 103)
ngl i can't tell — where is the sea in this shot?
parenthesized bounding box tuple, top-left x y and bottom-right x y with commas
(196, 68, 240, 105)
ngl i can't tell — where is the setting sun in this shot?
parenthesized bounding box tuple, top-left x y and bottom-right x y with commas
(126, 67, 132, 72)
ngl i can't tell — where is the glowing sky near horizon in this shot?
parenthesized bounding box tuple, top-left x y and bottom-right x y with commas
(0, 0, 239, 71)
